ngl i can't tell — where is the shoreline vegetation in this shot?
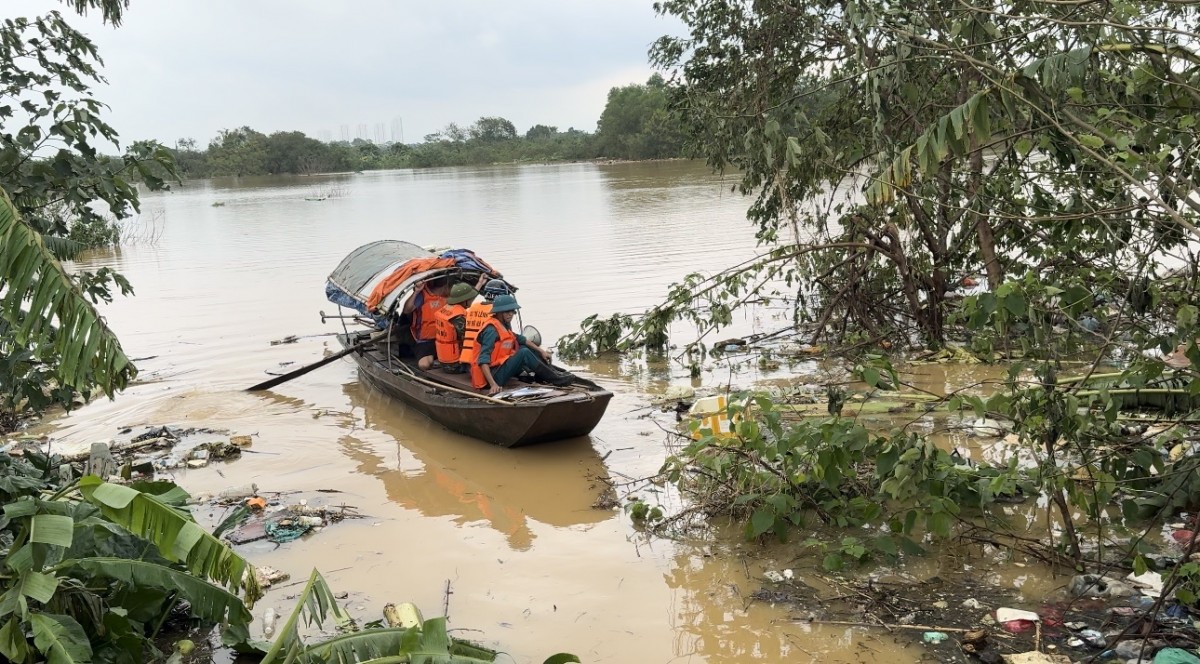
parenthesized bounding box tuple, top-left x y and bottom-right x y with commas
(166, 75, 685, 180)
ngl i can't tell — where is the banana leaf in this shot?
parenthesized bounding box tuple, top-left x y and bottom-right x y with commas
(0, 189, 134, 396)
(77, 477, 260, 604)
(65, 558, 252, 626)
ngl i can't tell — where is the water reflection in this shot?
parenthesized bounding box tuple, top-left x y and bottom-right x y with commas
(335, 382, 614, 550)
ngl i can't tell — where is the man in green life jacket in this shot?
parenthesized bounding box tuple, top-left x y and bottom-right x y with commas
(463, 294, 574, 395)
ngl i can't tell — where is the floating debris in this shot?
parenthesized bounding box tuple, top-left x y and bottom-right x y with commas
(254, 566, 290, 589)
(223, 493, 363, 545)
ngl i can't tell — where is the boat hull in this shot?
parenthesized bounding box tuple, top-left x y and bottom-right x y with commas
(340, 334, 612, 447)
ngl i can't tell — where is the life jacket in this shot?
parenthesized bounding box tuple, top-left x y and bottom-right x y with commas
(459, 301, 493, 359)
(465, 318, 519, 389)
(409, 289, 446, 342)
(433, 303, 468, 363)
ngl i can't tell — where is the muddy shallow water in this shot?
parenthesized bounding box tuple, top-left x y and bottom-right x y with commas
(31, 161, 1075, 662)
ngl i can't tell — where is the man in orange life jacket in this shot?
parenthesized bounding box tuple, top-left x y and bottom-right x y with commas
(403, 277, 450, 370)
(433, 282, 478, 373)
(465, 294, 574, 395)
(459, 278, 508, 364)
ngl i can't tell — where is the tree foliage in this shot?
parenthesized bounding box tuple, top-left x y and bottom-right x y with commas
(596, 74, 685, 160)
(655, 270, 1200, 581)
(559, 0, 1200, 353)
(0, 1, 177, 429)
(168, 84, 695, 178)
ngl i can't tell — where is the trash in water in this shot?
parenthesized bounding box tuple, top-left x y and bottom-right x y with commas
(1001, 619, 1037, 634)
(1068, 574, 1138, 598)
(227, 520, 267, 545)
(262, 607, 278, 638)
(254, 566, 290, 589)
(1153, 648, 1200, 664)
(1127, 570, 1165, 597)
(223, 496, 363, 545)
(996, 607, 1039, 634)
(922, 631, 949, 644)
(219, 484, 259, 503)
(1001, 653, 1072, 664)
(995, 608, 1040, 623)
(1077, 629, 1105, 647)
(1165, 603, 1190, 619)
(265, 517, 313, 543)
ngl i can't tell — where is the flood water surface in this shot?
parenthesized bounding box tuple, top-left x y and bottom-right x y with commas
(38, 162, 1010, 662)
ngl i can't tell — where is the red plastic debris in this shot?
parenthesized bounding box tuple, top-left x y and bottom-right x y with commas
(1002, 619, 1036, 633)
(1172, 529, 1195, 546)
(1038, 606, 1064, 627)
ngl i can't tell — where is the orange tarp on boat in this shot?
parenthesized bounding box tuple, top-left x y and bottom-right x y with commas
(365, 256, 457, 312)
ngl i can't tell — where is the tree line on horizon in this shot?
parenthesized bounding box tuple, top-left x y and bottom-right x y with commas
(170, 75, 686, 178)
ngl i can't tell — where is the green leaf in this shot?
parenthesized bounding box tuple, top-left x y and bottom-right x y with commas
(4, 543, 33, 574)
(68, 558, 252, 626)
(0, 190, 136, 396)
(31, 514, 74, 548)
(861, 367, 881, 388)
(261, 569, 355, 664)
(543, 655, 582, 664)
(4, 500, 38, 519)
(0, 616, 29, 662)
(749, 508, 774, 538)
(1003, 294, 1027, 317)
(874, 536, 898, 557)
(20, 571, 59, 604)
(1178, 305, 1198, 329)
(30, 613, 91, 664)
(77, 477, 260, 603)
(1076, 134, 1104, 149)
(898, 537, 925, 555)
(927, 511, 953, 538)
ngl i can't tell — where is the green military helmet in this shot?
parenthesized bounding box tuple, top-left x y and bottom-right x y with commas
(445, 282, 478, 305)
(490, 294, 520, 313)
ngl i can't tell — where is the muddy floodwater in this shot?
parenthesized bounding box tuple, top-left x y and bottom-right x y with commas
(36, 161, 1052, 663)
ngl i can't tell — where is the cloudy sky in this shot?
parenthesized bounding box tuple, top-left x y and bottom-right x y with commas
(9, 1, 681, 147)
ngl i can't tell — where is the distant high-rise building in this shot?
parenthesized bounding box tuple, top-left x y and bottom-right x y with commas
(317, 130, 333, 143)
(374, 123, 386, 144)
(391, 117, 404, 144)
(339, 125, 350, 142)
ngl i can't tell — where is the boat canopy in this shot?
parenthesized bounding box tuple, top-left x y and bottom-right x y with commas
(325, 240, 500, 326)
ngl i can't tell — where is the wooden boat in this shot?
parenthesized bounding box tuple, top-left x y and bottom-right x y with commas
(324, 241, 613, 447)
(337, 330, 612, 447)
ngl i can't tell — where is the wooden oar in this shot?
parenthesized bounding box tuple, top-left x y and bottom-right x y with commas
(246, 331, 385, 392)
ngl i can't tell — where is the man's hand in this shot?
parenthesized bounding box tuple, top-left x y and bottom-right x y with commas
(538, 348, 552, 364)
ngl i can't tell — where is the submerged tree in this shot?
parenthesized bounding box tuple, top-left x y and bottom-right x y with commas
(596, 74, 686, 160)
(564, 0, 1200, 354)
